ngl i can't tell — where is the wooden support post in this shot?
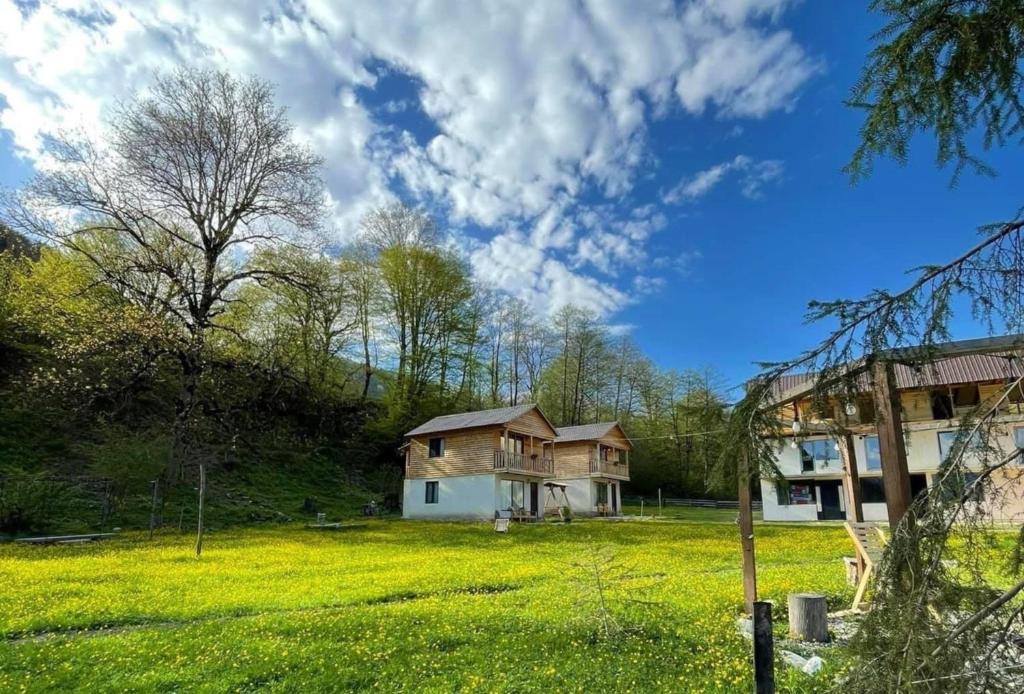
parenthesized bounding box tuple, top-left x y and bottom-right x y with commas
(839, 430, 865, 577)
(195, 462, 206, 558)
(839, 433, 863, 523)
(753, 601, 776, 694)
(869, 359, 913, 531)
(738, 449, 758, 615)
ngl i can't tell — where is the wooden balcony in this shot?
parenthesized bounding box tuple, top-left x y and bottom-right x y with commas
(493, 450, 554, 476)
(589, 456, 630, 480)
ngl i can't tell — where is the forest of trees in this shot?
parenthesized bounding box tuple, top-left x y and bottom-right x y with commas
(0, 69, 730, 536)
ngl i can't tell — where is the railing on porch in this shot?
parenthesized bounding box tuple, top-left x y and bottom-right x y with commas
(589, 455, 629, 478)
(493, 450, 553, 475)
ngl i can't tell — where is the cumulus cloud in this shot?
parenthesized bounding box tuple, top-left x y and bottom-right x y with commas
(663, 155, 784, 203)
(0, 0, 817, 316)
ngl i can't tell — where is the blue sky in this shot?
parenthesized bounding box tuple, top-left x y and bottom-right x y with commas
(1, 1, 1021, 389)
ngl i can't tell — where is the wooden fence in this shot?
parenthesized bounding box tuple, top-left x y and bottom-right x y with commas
(623, 496, 762, 511)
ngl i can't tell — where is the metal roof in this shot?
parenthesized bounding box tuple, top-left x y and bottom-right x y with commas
(405, 403, 551, 437)
(554, 422, 620, 443)
(771, 352, 1023, 398)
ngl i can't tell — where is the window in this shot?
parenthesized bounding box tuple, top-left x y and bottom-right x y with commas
(1014, 427, 1024, 450)
(776, 483, 790, 506)
(500, 480, 527, 511)
(930, 391, 954, 419)
(936, 471, 982, 503)
(500, 432, 527, 454)
(428, 437, 445, 458)
(800, 439, 838, 472)
(789, 483, 815, 505)
(424, 481, 439, 504)
(775, 482, 815, 506)
(595, 482, 609, 505)
(861, 477, 886, 504)
(864, 436, 881, 471)
(937, 430, 983, 462)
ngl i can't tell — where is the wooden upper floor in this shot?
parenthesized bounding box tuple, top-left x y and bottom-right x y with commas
(404, 404, 559, 479)
(552, 422, 632, 481)
(403, 406, 633, 482)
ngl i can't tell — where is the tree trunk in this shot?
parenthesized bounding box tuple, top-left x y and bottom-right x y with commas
(787, 593, 829, 642)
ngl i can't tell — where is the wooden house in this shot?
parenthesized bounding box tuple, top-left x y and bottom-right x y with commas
(401, 404, 558, 520)
(552, 422, 632, 516)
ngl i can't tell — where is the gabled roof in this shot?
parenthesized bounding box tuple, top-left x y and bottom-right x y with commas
(405, 403, 556, 437)
(555, 422, 631, 448)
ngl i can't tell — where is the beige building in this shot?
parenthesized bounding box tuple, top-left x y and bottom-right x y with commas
(401, 404, 632, 519)
(762, 350, 1024, 523)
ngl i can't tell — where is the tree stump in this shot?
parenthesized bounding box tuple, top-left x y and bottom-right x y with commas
(788, 593, 829, 642)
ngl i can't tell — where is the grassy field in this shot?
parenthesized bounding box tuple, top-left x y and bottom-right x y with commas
(0, 519, 853, 692)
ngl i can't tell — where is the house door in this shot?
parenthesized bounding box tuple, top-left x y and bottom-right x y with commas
(530, 482, 539, 516)
(817, 481, 844, 520)
(611, 483, 618, 513)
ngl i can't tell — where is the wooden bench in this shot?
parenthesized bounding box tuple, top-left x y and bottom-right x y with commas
(844, 522, 887, 610)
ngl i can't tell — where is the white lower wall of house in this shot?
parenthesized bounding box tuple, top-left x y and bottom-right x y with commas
(760, 480, 820, 521)
(561, 478, 593, 515)
(862, 502, 888, 522)
(403, 474, 498, 520)
(559, 477, 621, 515)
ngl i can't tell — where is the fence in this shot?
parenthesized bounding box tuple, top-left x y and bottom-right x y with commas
(623, 496, 762, 511)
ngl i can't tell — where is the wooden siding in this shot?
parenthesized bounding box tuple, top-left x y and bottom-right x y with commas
(901, 391, 933, 421)
(508, 408, 558, 439)
(406, 427, 499, 479)
(552, 442, 593, 478)
(598, 424, 632, 451)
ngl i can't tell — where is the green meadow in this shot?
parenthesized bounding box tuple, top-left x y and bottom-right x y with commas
(0, 519, 852, 693)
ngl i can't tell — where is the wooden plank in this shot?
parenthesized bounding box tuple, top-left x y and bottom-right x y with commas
(870, 360, 914, 531)
(14, 533, 116, 544)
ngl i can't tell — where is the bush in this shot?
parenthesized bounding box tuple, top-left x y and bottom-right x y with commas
(0, 474, 79, 534)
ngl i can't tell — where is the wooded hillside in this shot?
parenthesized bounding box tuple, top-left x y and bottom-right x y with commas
(0, 70, 732, 536)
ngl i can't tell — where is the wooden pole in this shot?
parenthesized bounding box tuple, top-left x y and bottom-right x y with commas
(753, 601, 776, 694)
(148, 479, 159, 540)
(869, 359, 913, 531)
(840, 433, 863, 523)
(738, 449, 758, 614)
(195, 463, 206, 557)
(838, 431, 865, 578)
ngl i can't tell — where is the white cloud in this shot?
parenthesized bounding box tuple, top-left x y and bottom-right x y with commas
(0, 0, 817, 316)
(663, 154, 784, 203)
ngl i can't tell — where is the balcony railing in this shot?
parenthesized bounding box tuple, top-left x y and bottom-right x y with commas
(493, 450, 553, 475)
(589, 456, 629, 478)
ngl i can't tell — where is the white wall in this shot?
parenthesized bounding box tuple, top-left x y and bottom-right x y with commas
(558, 477, 621, 515)
(760, 480, 820, 522)
(561, 478, 593, 515)
(403, 474, 498, 520)
(778, 422, 1024, 478)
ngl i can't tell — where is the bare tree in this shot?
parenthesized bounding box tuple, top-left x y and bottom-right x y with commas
(3, 68, 325, 554)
